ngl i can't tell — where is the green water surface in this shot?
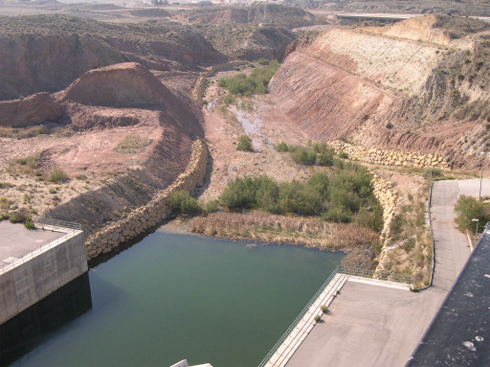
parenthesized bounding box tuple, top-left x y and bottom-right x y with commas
(13, 232, 343, 367)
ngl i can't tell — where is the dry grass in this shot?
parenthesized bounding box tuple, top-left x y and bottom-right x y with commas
(114, 134, 152, 154)
(190, 211, 378, 250)
(383, 187, 432, 288)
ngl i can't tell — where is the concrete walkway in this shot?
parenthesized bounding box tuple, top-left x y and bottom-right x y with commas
(285, 278, 443, 367)
(275, 178, 490, 367)
(263, 273, 349, 367)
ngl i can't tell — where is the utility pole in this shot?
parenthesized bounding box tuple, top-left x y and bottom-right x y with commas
(479, 151, 484, 200)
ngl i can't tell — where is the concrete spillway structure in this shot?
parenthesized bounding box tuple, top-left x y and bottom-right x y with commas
(0, 219, 87, 325)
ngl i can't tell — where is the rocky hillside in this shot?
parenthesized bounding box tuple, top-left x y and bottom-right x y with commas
(201, 24, 297, 61)
(0, 62, 204, 233)
(270, 15, 490, 168)
(0, 15, 225, 100)
(0, 14, 301, 100)
(285, 0, 490, 17)
(173, 5, 324, 29)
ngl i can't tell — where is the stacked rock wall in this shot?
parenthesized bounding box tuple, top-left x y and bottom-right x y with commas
(328, 140, 450, 170)
(85, 139, 208, 259)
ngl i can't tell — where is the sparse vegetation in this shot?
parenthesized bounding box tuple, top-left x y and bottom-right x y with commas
(236, 135, 254, 152)
(114, 134, 152, 154)
(48, 167, 69, 183)
(217, 163, 382, 230)
(166, 190, 201, 215)
(218, 61, 280, 97)
(275, 141, 289, 152)
(454, 195, 488, 231)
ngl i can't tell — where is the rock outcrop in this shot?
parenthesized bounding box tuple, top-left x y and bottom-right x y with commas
(270, 15, 490, 169)
(0, 92, 62, 127)
(0, 15, 226, 100)
(61, 62, 176, 108)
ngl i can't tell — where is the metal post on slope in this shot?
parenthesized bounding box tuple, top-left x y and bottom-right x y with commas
(472, 218, 480, 247)
(479, 152, 484, 200)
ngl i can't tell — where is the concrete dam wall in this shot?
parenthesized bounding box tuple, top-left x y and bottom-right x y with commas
(0, 228, 87, 325)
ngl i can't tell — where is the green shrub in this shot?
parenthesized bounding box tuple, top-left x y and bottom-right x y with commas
(166, 191, 201, 215)
(424, 168, 443, 178)
(115, 134, 152, 154)
(275, 142, 289, 152)
(0, 196, 11, 210)
(291, 146, 316, 165)
(321, 305, 328, 313)
(224, 94, 235, 105)
(219, 61, 279, 96)
(220, 176, 258, 209)
(204, 199, 220, 214)
(75, 174, 87, 180)
(24, 220, 35, 230)
(454, 195, 487, 231)
(48, 167, 69, 183)
(314, 315, 322, 323)
(307, 173, 330, 198)
(218, 162, 381, 227)
(338, 152, 349, 159)
(278, 180, 323, 215)
(9, 208, 30, 224)
(258, 58, 270, 65)
(317, 151, 334, 166)
(330, 159, 343, 170)
(236, 135, 254, 152)
(386, 122, 394, 129)
(322, 205, 352, 223)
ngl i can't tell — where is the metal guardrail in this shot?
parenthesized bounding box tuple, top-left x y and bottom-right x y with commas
(35, 217, 83, 231)
(257, 266, 340, 367)
(0, 218, 83, 275)
(426, 176, 436, 288)
(339, 265, 414, 284)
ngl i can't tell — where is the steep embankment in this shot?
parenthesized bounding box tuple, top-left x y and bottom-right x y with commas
(0, 15, 225, 100)
(270, 15, 490, 168)
(173, 4, 324, 29)
(201, 25, 297, 61)
(0, 62, 204, 234)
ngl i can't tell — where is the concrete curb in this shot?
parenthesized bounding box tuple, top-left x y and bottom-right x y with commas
(263, 273, 349, 367)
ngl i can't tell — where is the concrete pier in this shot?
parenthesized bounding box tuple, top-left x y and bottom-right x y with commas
(0, 220, 87, 325)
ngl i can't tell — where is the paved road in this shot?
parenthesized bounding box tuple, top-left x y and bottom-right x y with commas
(285, 279, 444, 367)
(283, 179, 489, 367)
(431, 179, 490, 291)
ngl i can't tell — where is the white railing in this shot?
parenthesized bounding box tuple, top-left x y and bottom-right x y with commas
(0, 219, 83, 275)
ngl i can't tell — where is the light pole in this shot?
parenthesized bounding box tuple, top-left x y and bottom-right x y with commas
(472, 218, 480, 246)
(479, 152, 484, 200)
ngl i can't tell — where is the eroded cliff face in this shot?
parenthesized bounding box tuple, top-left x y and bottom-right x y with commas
(0, 15, 226, 100)
(0, 62, 204, 233)
(270, 15, 490, 168)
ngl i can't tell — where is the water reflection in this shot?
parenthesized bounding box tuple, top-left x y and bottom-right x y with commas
(1, 272, 92, 367)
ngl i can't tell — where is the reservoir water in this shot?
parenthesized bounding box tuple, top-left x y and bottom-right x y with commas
(8, 232, 343, 367)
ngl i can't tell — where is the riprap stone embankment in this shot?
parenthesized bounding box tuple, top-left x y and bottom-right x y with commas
(85, 139, 208, 259)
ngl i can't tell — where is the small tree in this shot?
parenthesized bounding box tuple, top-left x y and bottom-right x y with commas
(454, 195, 487, 231)
(166, 191, 201, 215)
(236, 135, 254, 152)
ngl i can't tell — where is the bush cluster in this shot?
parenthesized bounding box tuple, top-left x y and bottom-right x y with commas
(236, 135, 254, 151)
(219, 164, 383, 230)
(218, 60, 279, 97)
(276, 142, 335, 167)
(166, 190, 201, 215)
(454, 195, 489, 232)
